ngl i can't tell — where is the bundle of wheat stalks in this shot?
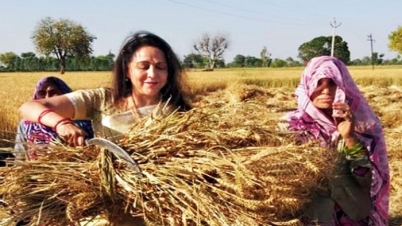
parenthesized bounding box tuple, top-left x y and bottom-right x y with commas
(0, 102, 337, 226)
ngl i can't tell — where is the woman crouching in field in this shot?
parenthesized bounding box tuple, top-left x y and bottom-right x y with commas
(14, 76, 93, 160)
(283, 56, 389, 225)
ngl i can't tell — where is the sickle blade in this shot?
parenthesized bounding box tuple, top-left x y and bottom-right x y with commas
(86, 138, 143, 178)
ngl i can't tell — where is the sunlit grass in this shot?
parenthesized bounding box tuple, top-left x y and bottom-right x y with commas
(1, 66, 402, 145)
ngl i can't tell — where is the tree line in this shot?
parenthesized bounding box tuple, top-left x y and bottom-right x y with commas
(1, 17, 402, 73)
(2, 48, 401, 73)
(0, 52, 115, 72)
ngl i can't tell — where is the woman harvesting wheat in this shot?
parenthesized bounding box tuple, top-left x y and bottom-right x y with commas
(18, 31, 191, 146)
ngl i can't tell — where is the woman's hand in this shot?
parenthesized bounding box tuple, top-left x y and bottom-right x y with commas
(55, 123, 87, 147)
(332, 102, 356, 141)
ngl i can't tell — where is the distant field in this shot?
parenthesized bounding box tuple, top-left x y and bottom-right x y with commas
(1, 66, 402, 145)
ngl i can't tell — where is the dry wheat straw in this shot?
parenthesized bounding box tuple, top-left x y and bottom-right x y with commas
(0, 100, 338, 225)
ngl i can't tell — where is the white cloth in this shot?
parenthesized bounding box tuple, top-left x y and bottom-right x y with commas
(65, 87, 164, 139)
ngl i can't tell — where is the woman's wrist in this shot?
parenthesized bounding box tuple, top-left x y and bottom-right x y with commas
(343, 135, 359, 148)
(37, 109, 55, 124)
(53, 118, 74, 132)
(343, 138, 367, 158)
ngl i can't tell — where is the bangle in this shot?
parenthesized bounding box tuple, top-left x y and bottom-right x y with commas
(343, 142, 366, 158)
(52, 118, 74, 132)
(37, 109, 54, 124)
(344, 136, 358, 143)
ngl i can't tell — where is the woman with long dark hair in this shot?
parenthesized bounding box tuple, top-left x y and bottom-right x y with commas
(18, 31, 191, 146)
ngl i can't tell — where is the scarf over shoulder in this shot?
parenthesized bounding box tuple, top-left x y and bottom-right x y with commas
(284, 56, 389, 225)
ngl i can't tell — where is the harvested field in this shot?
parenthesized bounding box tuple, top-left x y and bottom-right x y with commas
(0, 69, 401, 225)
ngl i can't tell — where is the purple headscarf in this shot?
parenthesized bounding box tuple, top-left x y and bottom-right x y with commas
(32, 76, 72, 99)
(285, 56, 389, 225)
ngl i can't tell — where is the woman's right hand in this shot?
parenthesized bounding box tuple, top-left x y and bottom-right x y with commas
(332, 102, 355, 139)
(55, 123, 87, 146)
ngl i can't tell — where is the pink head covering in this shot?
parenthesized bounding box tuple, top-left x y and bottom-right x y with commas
(285, 56, 389, 225)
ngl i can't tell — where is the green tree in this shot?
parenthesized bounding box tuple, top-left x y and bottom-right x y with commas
(271, 58, 287, 68)
(0, 52, 19, 71)
(245, 56, 262, 67)
(20, 52, 39, 71)
(232, 54, 246, 67)
(285, 57, 302, 67)
(260, 46, 272, 67)
(298, 35, 350, 64)
(193, 32, 230, 70)
(388, 26, 402, 54)
(106, 51, 115, 68)
(32, 17, 96, 74)
(215, 59, 225, 68)
(350, 59, 363, 66)
(372, 52, 384, 65)
(21, 52, 36, 58)
(182, 53, 206, 69)
(361, 56, 372, 65)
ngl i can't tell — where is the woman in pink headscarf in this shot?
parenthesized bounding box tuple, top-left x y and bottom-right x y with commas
(284, 56, 389, 225)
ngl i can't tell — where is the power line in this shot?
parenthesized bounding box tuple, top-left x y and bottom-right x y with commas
(200, 0, 261, 15)
(167, 0, 305, 26)
(198, 0, 306, 21)
(330, 18, 341, 57)
(249, 0, 330, 18)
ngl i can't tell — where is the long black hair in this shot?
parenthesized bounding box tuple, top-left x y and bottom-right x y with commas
(112, 31, 191, 111)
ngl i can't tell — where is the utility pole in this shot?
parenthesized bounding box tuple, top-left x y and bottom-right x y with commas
(367, 34, 375, 70)
(330, 18, 341, 57)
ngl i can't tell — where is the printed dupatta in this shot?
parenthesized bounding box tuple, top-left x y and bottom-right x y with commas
(284, 56, 389, 225)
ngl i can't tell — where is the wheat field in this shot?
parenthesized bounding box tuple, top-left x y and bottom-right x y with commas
(0, 67, 402, 224)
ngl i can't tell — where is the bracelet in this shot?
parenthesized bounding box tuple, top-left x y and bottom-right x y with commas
(37, 109, 54, 124)
(52, 118, 74, 132)
(343, 142, 366, 158)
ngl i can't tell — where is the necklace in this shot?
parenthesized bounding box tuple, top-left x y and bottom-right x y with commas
(129, 95, 141, 119)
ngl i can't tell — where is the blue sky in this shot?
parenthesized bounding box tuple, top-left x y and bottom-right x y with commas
(1, 0, 401, 62)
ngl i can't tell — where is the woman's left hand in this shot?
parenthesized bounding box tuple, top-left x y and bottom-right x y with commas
(332, 102, 355, 139)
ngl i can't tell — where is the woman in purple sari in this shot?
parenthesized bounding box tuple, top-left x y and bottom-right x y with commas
(14, 76, 93, 160)
(284, 56, 389, 225)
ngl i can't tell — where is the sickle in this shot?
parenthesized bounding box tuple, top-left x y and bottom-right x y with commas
(86, 137, 143, 178)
